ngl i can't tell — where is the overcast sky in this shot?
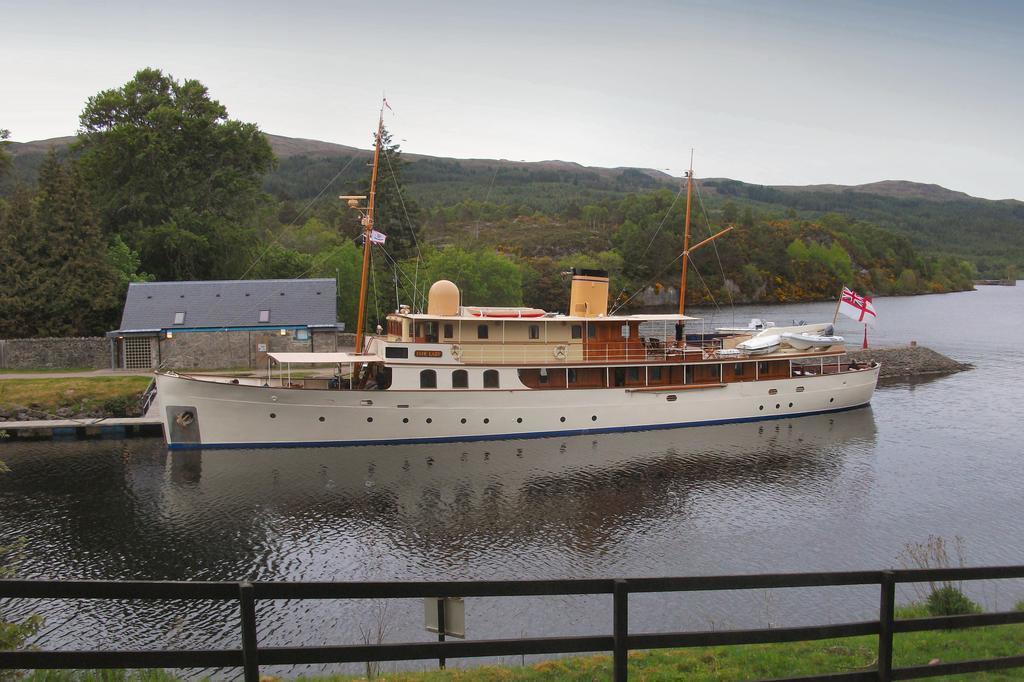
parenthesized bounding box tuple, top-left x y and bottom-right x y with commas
(3, 0, 1021, 199)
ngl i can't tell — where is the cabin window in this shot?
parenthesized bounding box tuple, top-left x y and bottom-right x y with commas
(621, 325, 630, 337)
(425, 322, 439, 343)
(257, 310, 269, 323)
(415, 323, 423, 338)
(613, 368, 626, 387)
(420, 370, 437, 389)
(571, 325, 583, 339)
(483, 369, 499, 388)
(588, 325, 597, 339)
(567, 368, 578, 384)
(385, 347, 409, 359)
(452, 369, 468, 389)
(628, 367, 640, 381)
(733, 363, 746, 376)
(477, 324, 489, 339)
(444, 323, 454, 339)
(539, 368, 549, 384)
(651, 367, 663, 381)
(174, 311, 186, 325)
(758, 361, 770, 374)
(529, 325, 540, 340)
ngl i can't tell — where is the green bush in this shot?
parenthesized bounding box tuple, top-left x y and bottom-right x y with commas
(926, 586, 982, 616)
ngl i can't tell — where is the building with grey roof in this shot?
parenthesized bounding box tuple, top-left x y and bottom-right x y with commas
(107, 279, 345, 369)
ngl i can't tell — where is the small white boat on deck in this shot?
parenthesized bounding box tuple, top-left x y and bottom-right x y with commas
(781, 332, 846, 350)
(716, 318, 776, 334)
(735, 334, 781, 355)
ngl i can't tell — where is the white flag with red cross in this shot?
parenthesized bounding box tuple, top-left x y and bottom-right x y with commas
(839, 287, 877, 326)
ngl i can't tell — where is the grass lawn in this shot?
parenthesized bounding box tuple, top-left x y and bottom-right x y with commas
(0, 376, 153, 418)
(18, 621, 1024, 681)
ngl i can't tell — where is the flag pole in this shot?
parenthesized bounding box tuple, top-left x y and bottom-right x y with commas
(832, 288, 843, 325)
(863, 324, 868, 349)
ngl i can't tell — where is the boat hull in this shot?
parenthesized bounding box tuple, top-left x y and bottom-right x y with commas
(156, 366, 880, 449)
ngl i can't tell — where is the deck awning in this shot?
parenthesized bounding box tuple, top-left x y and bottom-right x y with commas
(268, 352, 383, 364)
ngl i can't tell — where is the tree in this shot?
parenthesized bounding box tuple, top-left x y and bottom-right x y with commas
(0, 189, 38, 337)
(0, 128, 11, 179)
(30, 153, 121, 336)
(76, 68, 275, 280)
(420, 246, 522, 307)
(362, 127, 423, 261)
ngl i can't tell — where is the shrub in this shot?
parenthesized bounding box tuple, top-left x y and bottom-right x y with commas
(926, 586, 982, 616)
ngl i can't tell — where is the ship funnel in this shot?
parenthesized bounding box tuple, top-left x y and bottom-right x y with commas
(427, 280, 460, 316)
(569, 268, 609, 317)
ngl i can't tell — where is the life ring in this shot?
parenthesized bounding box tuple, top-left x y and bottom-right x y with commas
(450, 344, 462, 360)
(553, 345, 568, 360)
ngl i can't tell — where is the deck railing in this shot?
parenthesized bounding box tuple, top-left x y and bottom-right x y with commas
(2, 565, 1024, 680)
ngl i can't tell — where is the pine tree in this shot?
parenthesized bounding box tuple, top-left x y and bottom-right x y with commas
(0, 188, 38, 337)
(30, 153, 120, 336)
(366, 127, 423, 261)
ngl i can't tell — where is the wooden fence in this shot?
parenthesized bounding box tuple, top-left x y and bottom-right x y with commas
(3, 565, 1024, 681)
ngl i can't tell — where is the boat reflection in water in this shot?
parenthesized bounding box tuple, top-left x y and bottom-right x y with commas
(163, 408, 879, 573)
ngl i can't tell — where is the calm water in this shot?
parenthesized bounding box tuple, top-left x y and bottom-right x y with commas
(2, 285, 1023, 677)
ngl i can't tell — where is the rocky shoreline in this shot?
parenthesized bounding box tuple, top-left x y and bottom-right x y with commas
(846, 344, 971, 379)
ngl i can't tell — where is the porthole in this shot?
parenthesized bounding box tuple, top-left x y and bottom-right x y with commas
(758, 406, 764, 411)
(768, 388, 778, 395)
(269, 413, 277, 419)
(591, 415, 597, 421)
(516, 418, 523, 423)
(666, 395, 677, 402)
(775, 404, 780, 409)
(460, 418, 467, 424)
(483, 418, 490, 424)
(402, 417, 409, 424)
(367, 417, 373, 423)
(426, 418, 432, 424)
(560, 416, 566, 423)
(788, 402, 793, 408)
(796, 386, 805, 392)
(318, 416, 325, 422)
(830, 397, 835, 403)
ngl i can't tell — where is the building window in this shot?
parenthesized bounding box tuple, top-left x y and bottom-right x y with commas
(452, 369, 468, 388)
(420, 370, 437, 389)
(258, 310, 270, 323)
(477, 324, 489, 339)
(483, 369, 499, 388)
(295, 329, 309, 341)
(529, 325, 540, 340)
(571, 325, 582, 339)
(444, 323, 454, 339)
(173, 312, 186, 325)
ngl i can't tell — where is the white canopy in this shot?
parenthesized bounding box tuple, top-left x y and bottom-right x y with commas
(268, 352, 383, 364)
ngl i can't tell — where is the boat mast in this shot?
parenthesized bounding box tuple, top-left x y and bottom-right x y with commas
(678, 152, 695, 316)
(676, 151, 734, 318)
(354, 103, 386, 355)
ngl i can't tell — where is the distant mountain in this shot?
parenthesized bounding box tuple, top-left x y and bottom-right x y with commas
(5, 133, 1022, 276)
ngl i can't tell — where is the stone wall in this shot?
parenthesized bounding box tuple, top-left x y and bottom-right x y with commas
(158, 331, 251, 370)
(0, 337, 110, 369)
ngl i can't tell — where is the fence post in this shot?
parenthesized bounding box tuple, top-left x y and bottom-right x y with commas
(878, 571, 895, 681)
(437, 597, 447, 670)
(239, 581, 260, 682)
(613, 579, 629, 682)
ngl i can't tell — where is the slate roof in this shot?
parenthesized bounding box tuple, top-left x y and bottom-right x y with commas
(110, 279, 338, 334)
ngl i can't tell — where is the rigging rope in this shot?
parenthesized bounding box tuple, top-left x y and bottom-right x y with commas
(608, 185, 686, 308)
(693, 179, 734, 318)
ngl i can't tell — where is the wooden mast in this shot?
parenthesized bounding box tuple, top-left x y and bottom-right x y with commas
(676, 153, 734, 318)
(678, 154, 694, 316)
(354, 103, 385, 356)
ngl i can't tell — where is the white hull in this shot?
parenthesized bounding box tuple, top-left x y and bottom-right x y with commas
(156, 366, 880, 449)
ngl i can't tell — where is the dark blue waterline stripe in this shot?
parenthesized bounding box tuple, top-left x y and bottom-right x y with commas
(165, 402, 870, 451)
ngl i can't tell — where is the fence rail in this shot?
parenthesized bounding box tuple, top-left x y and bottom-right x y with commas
(2, 565, 1024, 680)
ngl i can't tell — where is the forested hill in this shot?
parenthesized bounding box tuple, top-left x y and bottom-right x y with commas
(5, 132, 1023, 277)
